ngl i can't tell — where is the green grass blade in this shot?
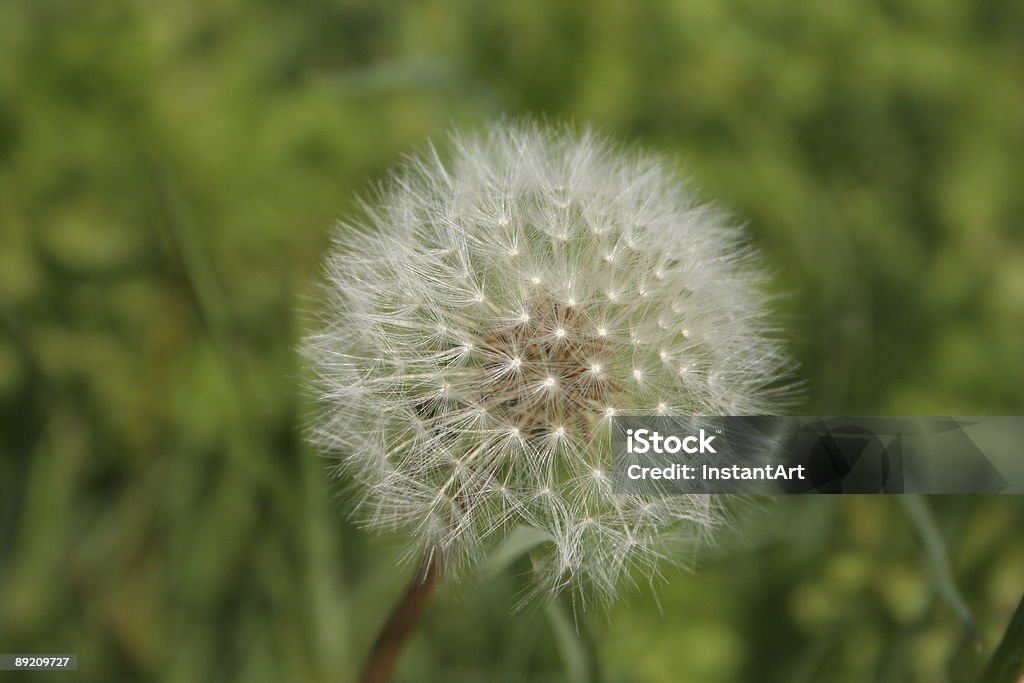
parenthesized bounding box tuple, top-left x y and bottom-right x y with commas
(546, 595, 593, 683)
(899, 496, 979, 642)
(978, 593, 1024, 683)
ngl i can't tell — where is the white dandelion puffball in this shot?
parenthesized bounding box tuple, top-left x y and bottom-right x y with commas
(306, 123, 791, 603)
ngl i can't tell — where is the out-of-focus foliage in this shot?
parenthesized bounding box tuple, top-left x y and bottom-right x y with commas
(0, 1, 1021, 682)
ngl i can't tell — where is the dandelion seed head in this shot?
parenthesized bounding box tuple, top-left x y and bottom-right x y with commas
(305, 123, 792, 605)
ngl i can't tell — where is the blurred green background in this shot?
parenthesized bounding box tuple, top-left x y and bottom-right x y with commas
(1, 0, 1022, 681)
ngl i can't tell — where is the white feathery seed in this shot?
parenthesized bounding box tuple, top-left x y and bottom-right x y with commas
(305, 123, 791, 605)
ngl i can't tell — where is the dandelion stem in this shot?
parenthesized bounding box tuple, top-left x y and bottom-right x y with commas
(360, 551, 441, 683)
